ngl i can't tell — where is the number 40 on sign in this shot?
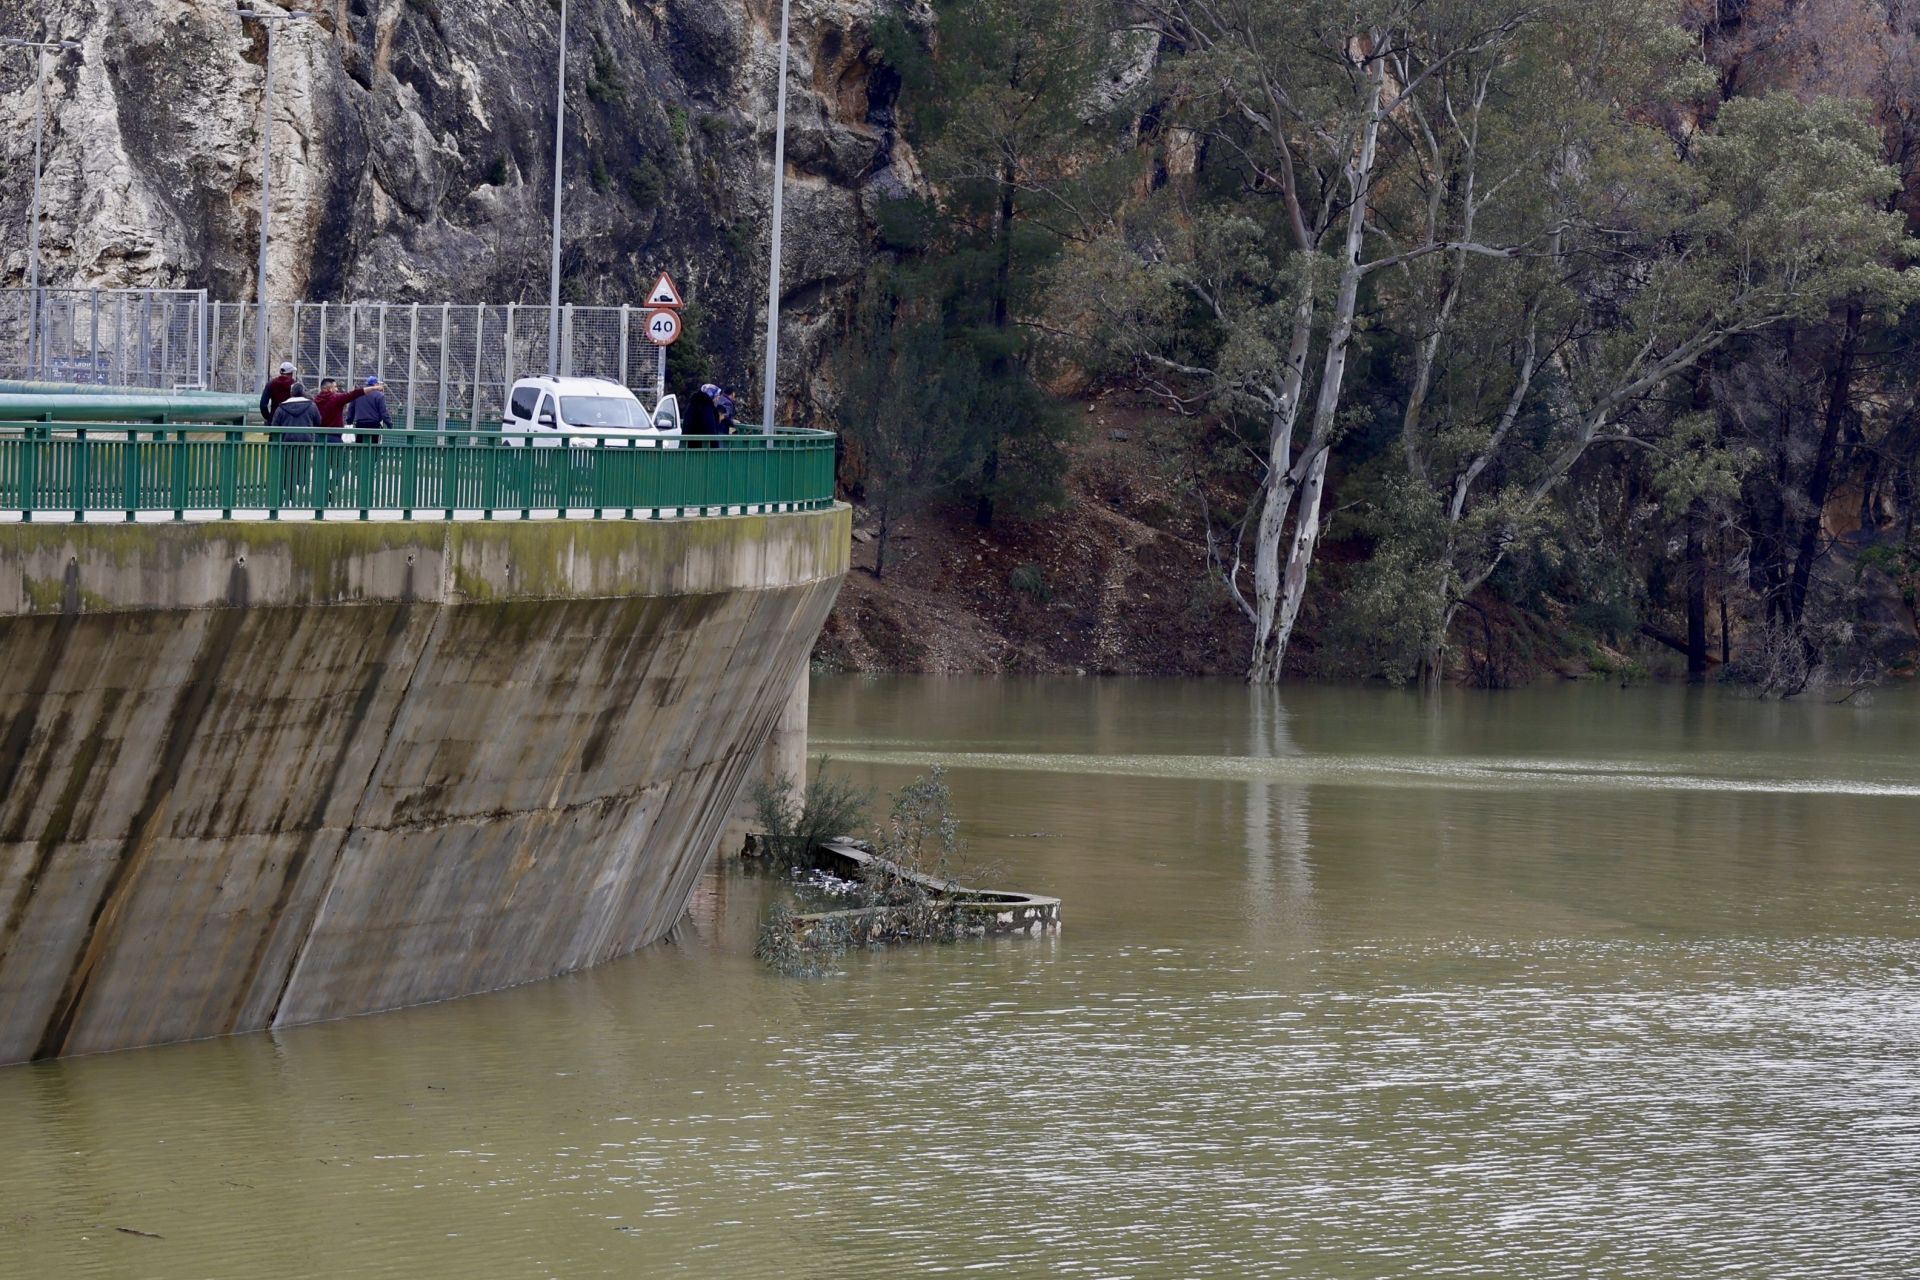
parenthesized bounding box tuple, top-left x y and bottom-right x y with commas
(644, 308, 682, 347)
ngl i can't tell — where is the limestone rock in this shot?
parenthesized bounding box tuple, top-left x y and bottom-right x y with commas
(0, 0, 931, 419)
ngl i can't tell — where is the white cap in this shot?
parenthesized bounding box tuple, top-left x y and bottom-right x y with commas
(279, 361, 296, 373)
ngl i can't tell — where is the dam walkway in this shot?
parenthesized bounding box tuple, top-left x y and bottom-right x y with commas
(0, 422, 836, 523)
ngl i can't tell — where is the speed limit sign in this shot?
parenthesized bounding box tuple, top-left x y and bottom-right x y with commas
(644, 308, 682, 347)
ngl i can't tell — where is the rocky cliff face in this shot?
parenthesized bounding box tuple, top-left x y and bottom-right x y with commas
(0, 0, 925, 418)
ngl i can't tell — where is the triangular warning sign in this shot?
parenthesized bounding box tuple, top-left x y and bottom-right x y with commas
(646, 272, 684, 309)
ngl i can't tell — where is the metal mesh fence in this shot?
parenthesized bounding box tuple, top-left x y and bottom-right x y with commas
(3, 291, 661, 426)
(0, 288, 209, 389)
(205, 301, 651, 425)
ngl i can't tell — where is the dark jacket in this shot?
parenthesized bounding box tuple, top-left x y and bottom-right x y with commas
(686, 390, 722, 439)
(270, 395, 322, 442)
(345, 389, 391, 433)
(259, 373, 295, 420)
(714, 393, 737, 434)
(314, 386, 366, 431)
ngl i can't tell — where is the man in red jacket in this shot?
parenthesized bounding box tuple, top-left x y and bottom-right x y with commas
(313, 377, 367, 443)
(258, 361, 297, 419)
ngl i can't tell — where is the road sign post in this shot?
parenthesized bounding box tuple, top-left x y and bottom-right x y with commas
(641, 274, 684, 408)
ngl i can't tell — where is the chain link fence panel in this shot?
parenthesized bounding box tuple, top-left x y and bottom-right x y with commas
(0, 288, 208, 389)
(6, 293, 656, 425)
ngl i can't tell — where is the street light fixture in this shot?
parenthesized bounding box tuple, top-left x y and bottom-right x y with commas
(3, 36, 82, 379)
(760, 0, 793, 433)
(548, 0, 567, 376)
(237, 7, 309, 388)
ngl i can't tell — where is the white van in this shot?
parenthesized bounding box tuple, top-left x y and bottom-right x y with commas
(501, 375, 681, 447)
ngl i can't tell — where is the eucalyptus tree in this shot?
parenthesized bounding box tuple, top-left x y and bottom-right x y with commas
(1373, 30, 1911, 684)
(1061, 0, 1541, 681)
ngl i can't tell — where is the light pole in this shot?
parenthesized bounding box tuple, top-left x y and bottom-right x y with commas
(548, 0, 567, 376)
(760, 0, 792, 432)
(237, 8, 307, 388)
(3, 36, 81, 379)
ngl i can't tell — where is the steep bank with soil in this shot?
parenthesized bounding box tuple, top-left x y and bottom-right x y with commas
(815, 398, 1255, 677)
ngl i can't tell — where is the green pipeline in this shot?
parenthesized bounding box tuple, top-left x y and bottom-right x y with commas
(0, 390, 256, 424)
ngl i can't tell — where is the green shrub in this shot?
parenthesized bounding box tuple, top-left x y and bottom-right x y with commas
(1008, 561, 1050, 602)
(624, 159, 666, 208)
(748, 757, 873, 870)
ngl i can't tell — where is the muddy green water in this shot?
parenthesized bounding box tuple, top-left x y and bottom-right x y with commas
(3, 677, 1918, 1278)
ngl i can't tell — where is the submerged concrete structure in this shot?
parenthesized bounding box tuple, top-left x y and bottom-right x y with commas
(0, 509, 847, 1063)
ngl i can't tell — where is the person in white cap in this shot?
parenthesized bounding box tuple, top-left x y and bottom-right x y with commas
(259, 361, 299, 419)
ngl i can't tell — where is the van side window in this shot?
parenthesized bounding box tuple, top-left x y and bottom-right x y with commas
(510, 386, 539, 420)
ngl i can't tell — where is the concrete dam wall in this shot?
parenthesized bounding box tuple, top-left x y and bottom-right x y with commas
(0, 509, 849, 1063)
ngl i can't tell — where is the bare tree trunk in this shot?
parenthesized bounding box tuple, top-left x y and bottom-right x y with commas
(1246, 294, 1316, 679)
(1422, 597, 1460, 691)
(1248, 59, 1384, 683)
(1686, 500, 1708, 681)
(1256, 448, 1329, 680)
(1787, 305, 1862, 634)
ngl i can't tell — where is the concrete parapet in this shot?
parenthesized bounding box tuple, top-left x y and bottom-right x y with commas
(0, 508, 849, 1063)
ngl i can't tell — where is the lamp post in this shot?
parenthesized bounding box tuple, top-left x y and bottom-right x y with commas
(237, 8, 308, 388)
(548, 0, 567, 375)
(3, 36, 81, 379)
(760, 0, 792, 432)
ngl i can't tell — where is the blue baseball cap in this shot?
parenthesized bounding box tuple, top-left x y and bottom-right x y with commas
(365, 376, 380, 387)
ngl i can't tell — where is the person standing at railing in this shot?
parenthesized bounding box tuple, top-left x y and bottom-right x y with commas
(269, 383, 321, 437)
(313, 377, 367, 444)
(271, 383, 323, 503)
(259, 361, 297, 420)
(687, 385, 722, 445)
(344, 375, 391, 444)
(708, 383, 737, 435)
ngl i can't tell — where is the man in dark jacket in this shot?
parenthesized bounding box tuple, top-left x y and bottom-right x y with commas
(344, 376, 391, 444)
(686, 386, 721, 444)
(270, 383, 323, 505)
(258, 361, 297, 420)
(269, 383, 321, 437)
(313, 377, 367, 443)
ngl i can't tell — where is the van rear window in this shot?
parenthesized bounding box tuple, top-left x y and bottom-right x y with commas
(560, 396, 644, 428)
(510, 386, 540, 419)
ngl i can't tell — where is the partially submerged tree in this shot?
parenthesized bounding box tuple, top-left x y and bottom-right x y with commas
(1063, 0, 1910, 683)
(1061, 0, 1541, 681)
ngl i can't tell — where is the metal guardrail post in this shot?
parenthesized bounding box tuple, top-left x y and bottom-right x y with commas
(221, 429, 237, 519)
(376, 303, 388, 383)
(504, 302, 516, 390)
(197, 289, 209, 389)
(122, 429, 139, 521)
(561, 304, 573, 377)
(170, 427, 186, 520)
(437, 305, 451, 442)
(406, 303, 420, 430)
(618, 304, 629, 389)
(469, 304, 485, 431)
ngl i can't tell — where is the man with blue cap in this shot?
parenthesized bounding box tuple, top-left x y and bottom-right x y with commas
(344, 374, 392, 444)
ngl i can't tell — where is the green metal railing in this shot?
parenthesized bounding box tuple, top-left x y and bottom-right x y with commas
(0, 424, 837, 522)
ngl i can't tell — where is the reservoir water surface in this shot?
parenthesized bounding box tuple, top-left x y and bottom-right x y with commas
(2, 677, 1917, 1277)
